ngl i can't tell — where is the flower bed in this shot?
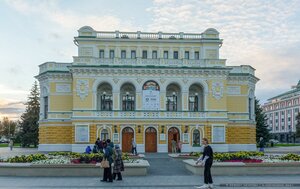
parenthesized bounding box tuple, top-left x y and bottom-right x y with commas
(176, 152, 300, 163)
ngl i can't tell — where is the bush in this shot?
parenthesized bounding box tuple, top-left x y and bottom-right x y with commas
(6, 154, 47, 163)
(280, 153, 300, 161)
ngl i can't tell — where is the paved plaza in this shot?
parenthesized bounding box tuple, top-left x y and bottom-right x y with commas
(1, 148, 300, 188)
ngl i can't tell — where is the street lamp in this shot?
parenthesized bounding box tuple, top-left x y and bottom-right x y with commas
(172, 92, 176, 111)
(101, 91, 106, 110)
(194, 92, 198, 111)
(125, 91, 130, 110)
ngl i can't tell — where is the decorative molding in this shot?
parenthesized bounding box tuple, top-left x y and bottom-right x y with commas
(212, 81, 224, 100)
(113, 78, 119, 84)
(76, 79, 89, 100)
(56, 84, 71, 93)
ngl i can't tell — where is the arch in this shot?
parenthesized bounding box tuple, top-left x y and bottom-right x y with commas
(167, 127, 180, 153)
(97, 82, 113, 110)
(166, 83, 181, 111)
(191, 128, 203, 146)
(120, 82, 136, 111)
(121, 126, 135, 153)
(143, 80, 160, 91)
(188, 83, 204, 111)
(145, 127, 157, 152)
(92, 79, 115, 110)
(96, 125, 113, 141)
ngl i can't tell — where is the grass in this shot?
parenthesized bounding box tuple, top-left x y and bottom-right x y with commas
(274, 143, 300, 147)
(0, 143, 21, 148)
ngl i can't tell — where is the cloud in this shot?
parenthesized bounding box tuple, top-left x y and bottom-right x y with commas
(147, 0, 300, 102)
(0, 99, 25, 121)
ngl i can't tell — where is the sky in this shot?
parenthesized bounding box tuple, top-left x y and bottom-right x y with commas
(0, 0, 300, 121)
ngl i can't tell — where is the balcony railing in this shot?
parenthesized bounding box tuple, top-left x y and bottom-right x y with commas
(73, 57, 226, 68)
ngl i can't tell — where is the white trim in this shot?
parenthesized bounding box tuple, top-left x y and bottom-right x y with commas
(75, 124, 90, 143)
(96, 124, 113, 140)
(211, 124, 226, 143)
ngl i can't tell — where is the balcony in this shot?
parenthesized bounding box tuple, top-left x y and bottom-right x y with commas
(71, 110, 228, 120)
(72, 57, 226, 68)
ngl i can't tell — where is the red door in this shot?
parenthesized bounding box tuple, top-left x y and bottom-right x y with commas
(145, 127, 157, 152)
(122, 127, 134, 153)
(168, 127, 180, 153)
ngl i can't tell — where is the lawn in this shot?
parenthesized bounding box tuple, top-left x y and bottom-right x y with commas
(274, 143, 300, 147)
(0, 143, 21, 148)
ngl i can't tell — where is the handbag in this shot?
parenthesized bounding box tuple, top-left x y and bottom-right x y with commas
(101, 158, 110, 168)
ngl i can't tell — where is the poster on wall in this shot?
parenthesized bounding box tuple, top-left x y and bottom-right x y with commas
(75, 125, 89, 142)
(160, 134, 166, 141)
(142, 80, 160, 110)
(142, 90, 160, 110)
(212, 126, 225, 143)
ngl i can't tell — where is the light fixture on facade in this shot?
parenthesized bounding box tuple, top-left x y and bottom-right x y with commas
(114, 125, 117, 133)
(138, 125, 141, 133)
(161, 125, 165, 133)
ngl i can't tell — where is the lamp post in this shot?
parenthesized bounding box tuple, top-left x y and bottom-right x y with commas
(126, 91, 129, 110)
(194, 92, 198, 111)
(102, 91, 106, 110)
(172, 92, 176, 111)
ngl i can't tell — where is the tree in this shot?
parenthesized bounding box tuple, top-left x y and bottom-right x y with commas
(296, 112, 300, 139)
(17, 81, 40, 147)
(0, 117, 17, 138)
(255, 99, 271, 143)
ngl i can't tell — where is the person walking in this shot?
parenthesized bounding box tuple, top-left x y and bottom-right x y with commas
(9, 139, 13, 151)
(259, 137, 265, 152)
(196, 138, 214, 189)
(101, 141, 113, 183)
(177, 140, 182, 153)
(112, 144, 124, 181)
(171, 139, 177, 153)
(131, 138, 137, 155)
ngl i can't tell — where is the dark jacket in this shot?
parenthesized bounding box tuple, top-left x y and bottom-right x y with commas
(113, 149, 124, 173)
(104, 146, 113, 164)
(202, 145, 213, 163)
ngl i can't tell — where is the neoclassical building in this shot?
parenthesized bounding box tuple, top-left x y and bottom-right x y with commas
(263, 81, 300, 142)
(36, 26, 259, 153)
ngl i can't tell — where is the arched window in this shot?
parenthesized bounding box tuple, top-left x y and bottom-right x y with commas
(97, 83, 113, 110)
(120, 83, 136, 111)
(189, 84, 204, 111)
(166, 83, 181, 111)
(192, 129, 201, 146)
(101, 129, 109, 140)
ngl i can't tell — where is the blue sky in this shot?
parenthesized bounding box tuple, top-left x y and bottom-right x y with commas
(0, 0, 300, 120)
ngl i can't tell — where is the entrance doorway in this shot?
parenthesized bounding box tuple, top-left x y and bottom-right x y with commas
(122, 127, 134, 153)
(168, 127, 180, 153)
(145, 127, 157, 152)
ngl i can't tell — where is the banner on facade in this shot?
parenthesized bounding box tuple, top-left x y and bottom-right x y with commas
(142, 90, 160, 110)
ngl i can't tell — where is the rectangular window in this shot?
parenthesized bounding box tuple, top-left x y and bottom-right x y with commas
(152, 51, 157, 59)
(173, 51, 178, 59)
(131, 50, 136, 59)
(109, 50, 115, 59)
(195, 51, 199, 60)
(184, 51, 190, 59)
(275, 112, 278, 116)
(142, 50, 147, 59)
(163, 51, 168, 59)
(121, 50, 126, 59)
(44, 96, 48, 119)
(99, 50, 104, 58)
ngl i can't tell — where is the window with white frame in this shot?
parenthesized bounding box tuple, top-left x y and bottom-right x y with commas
(131, 50, 136, 59)
(192, 129, 201, 146)
(173, 51, 178, 59)
(194, 51, 199, 60)
(101, 129, 109, 140)
(212, 125, 225, 143)
(109, 50, 115, 59)
(121, 50, 126, 59)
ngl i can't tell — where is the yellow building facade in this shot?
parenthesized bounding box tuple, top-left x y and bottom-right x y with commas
(36, 26, 259, 152)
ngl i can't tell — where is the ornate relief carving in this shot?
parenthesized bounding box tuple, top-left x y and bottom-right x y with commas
(183, 79, 188, 84)
(113, 78, 119, 84)
(76, 79, 89, 100)
(212, 81, 224, 100)
(160, 78, 166, 84)
(137, 78, 143, 84)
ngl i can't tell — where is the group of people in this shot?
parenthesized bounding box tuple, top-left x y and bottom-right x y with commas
(171, 139, 182, 153)
(85, 138, 124, 183)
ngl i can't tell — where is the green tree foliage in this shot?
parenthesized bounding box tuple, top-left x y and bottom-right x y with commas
(255, 99, 271, 143)
(296, 112, 300, 139)
(0, 117, 17, 138)
(17, 81, 40, 147)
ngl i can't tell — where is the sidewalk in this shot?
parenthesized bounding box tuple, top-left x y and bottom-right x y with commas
(0, 175, 300, 188)
(264, 146, 300, 154)
(0, 147, 38, 159)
